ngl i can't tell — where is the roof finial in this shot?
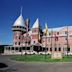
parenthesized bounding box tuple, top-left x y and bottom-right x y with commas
(20, 6, 23, 16)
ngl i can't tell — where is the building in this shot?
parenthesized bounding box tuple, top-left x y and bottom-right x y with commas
(4, 11, 72, 55)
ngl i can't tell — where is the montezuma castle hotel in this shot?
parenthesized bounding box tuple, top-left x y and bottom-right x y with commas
(4, 12, 72, 55)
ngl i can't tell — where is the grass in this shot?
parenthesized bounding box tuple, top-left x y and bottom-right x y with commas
(10, 54, 72, 62)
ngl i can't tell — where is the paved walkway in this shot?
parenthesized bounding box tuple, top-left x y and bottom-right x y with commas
(0, 55, 72, 72)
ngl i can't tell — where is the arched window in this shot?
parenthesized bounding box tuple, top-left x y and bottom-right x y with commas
(12, 47, 14, 50)
(55, 47, 57, 51)
(15, 42, 17, 45)
(28, 41, 30, 44)
(47, 48, 48, 51)
(18, 42, 20, 45)
(34, 41, 35, 43)
(59, 47, 61, 51)
(67, 47, 70, 52)
(50, 47, 52, 51)
(16, 47, 18, 50)
(19, 36, 20, 39)
(57, 32, 59, 35)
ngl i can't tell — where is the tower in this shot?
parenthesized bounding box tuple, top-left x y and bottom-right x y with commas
(12, 8, 26, 47)
(31, 18, 42, 45)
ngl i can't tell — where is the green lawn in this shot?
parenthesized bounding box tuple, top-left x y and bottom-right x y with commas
(10, 54, 72, 62)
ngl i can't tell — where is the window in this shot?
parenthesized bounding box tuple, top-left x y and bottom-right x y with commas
(34, 41, 35, 43)
(28, 41, 30, 44)
(25, 41, 27, 44)
(20, 26, 22, 28)
(57, 32, 59, 35)
(67, 47, 70, 52)
(19, 36, 20, 39)
(50, 47, 52, 51)
(27, 47, 30, 50)
(59, 47, 61, 51)
(15, 42, 17, 45)
(47, 48, 48, 51)
(19, 47, 21, 52)
(16, 47, 18, 50)
(23, 47, 25, 50)
(49, 33, 51, 36)
(55, 36, 58, 41)
(17, 26, 19, 28)
(55, 47, 57, 51)
(65, 31, 67, 34)
(12, 47, 14, 50)
(19, 42, 20, 45)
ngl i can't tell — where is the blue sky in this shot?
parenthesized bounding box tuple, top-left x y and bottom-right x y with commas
(0, 0, 72, 45)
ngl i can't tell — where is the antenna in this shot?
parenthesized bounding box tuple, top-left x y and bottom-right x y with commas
(20, 6, 23, 15)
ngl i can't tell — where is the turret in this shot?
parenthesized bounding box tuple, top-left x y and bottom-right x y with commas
(12, 8, 26, 46)
(31, 18, 42, 44)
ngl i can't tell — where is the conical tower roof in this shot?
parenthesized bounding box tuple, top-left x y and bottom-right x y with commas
(13, 14, 25, 27)
(13, 7, 25, 27)
(32, 18, 40, 28)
